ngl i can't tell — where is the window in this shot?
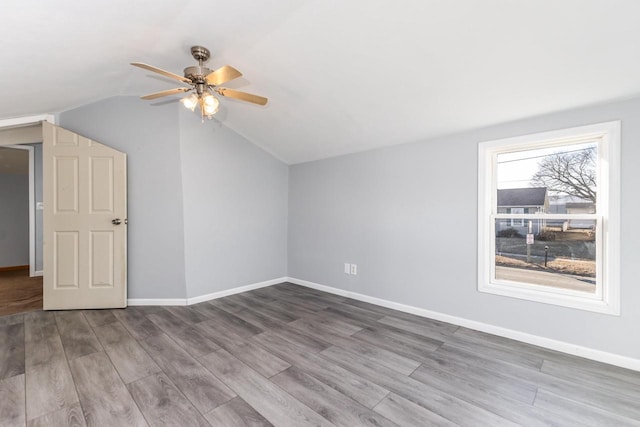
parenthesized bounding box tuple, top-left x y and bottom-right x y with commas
(478, 122, 620, 314)
(510, 208, 525, 226)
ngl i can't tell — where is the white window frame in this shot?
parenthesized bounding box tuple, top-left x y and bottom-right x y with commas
(478, 121, 620, 315)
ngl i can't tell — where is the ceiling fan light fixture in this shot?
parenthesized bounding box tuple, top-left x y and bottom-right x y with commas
(202, 104, 219, 117)
(202, 93, 220, 117)
(202, 93, 217, 106)
(181, 93, 198, 111)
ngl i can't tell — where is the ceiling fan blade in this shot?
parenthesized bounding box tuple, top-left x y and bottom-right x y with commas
(131, 62, 192, 84)
(216, 88, 268, 106)
(206, 65, 243, 86)
(140, 87, 191, 100)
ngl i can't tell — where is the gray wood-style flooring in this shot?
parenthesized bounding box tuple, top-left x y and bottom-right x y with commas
(1, 282, 639, 426)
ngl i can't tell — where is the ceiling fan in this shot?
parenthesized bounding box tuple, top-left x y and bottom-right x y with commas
(132, 46, 268, 120)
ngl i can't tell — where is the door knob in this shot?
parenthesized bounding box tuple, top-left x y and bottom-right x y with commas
(112, 218, 122, 225)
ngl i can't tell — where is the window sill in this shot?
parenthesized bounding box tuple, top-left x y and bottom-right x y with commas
(479, 280, 619, 315)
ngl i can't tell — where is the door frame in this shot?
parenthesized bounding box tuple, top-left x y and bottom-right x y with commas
(0, 114, 55, 277)
(3, 144, 36, 276)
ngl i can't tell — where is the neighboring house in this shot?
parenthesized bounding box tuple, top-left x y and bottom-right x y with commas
(549, 194, 596, 229)
(497, 187, 548, 235)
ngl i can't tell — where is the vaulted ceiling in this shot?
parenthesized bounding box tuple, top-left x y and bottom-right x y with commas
(3, 1, 640, 164)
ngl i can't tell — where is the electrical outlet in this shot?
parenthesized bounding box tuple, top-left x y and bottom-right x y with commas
(350, 264, 357, 275)
(344, 263, 350, 274)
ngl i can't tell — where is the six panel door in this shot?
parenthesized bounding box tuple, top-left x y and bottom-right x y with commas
(43, 122, 127, 309)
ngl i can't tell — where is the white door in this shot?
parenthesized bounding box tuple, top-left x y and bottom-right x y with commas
(43, 122, 127, 309)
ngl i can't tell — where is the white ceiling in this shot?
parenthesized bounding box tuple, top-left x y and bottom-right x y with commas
(2, 1, 640, 164)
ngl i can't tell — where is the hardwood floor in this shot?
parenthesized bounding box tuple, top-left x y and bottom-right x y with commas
(0, 269, 42, 317)
(1, 282, 639, 426)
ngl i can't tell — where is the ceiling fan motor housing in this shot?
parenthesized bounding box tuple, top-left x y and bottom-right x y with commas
(184, 66, 212, 83)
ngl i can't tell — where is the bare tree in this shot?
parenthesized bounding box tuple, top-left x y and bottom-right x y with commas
(531, 146, 596, 203)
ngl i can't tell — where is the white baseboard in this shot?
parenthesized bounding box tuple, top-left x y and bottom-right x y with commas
(186, 277, 287, 305)
(286, 277, 640, 372)
(127, 277, 287, 307)
(127, 298, 187, 306)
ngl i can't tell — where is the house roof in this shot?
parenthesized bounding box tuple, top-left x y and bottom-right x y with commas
(3, 2, 640, 164)
(497, 187, 548, 207)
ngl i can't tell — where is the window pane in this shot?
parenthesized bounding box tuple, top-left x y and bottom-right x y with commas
(496, 142, 598, 214)
(495, 219, 596, 293)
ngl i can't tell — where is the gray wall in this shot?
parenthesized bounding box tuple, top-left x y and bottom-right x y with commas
(59, 97, 187, 299)
(0, 172, 29, 268)
(179, 110, 288, 298)
(288, 97, 640, 360)
(59, 96, 288, 300)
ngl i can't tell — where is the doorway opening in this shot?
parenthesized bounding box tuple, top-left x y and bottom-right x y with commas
(0, 119, 48, 316)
